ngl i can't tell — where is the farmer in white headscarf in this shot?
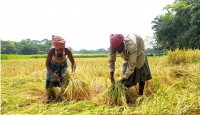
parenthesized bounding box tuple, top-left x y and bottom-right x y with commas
(108, 33, 152, 95)
(45, 35, 76, 100)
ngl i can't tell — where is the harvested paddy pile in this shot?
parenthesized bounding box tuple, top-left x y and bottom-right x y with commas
(170, 67, 194, 77)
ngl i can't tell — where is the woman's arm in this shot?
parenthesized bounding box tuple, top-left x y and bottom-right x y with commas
(108, 46, 116, 83)
(66, 48, 76, 74)
(46, 49, 54, 76)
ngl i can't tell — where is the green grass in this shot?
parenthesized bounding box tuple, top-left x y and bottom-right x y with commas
(1, 54, 47, 60)
(73, 54, 108, 58)
(1, 54, 110, 60)
(1, 54, 160, 60)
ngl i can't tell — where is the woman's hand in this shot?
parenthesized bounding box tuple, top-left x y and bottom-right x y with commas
(72, 63, 76, 74)
(52, 74, 60, 82)
(110, 72, 115, 84)
(120, 78, 126, 84)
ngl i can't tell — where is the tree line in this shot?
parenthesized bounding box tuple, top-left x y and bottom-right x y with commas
(0, 39, 110, 54)
(152, 0, 200, 50)
(1, 39, 162, 55)
(1, 39, 52, 54)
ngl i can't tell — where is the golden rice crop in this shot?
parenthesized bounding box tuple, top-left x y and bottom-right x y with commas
(2, 50, 200, 114)
(63, 77, 91, 100)
(167, 49, 200, 65)
(96, 81, 133, 106)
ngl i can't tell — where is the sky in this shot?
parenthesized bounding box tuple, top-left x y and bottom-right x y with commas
(0, 0, 174, 51)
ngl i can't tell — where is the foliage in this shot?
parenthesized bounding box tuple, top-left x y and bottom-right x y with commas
(1, 39, 110, 54)
(75, 48, 109, 54)
(152, 0, 200, 50)
(1, 39, 52, 54)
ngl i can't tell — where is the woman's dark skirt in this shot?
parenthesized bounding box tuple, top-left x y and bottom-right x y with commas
(122, 56, 152, 88)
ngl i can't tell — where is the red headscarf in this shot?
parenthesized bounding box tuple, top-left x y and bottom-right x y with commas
(110, 34, 124, 49)
(52, 35, 66, 49)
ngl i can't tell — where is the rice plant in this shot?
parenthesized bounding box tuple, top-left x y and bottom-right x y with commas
(167, 49, 200, 65)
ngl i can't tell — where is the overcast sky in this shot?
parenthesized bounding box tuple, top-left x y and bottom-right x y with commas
(0, 0, 174, 50)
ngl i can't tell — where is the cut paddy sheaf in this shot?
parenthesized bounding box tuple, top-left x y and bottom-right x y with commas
(51, 71, 153, 106)
(170, 66, 195, 78)
(52, 76, 137, 106)
(51, 73, 92, 101)
(63, 77, 92, 100)
(94, 81, 136, 106)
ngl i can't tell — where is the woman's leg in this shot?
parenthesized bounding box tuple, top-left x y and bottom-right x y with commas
(137, 56, 152, 96)
(60, 67, 68, 92)
(46, 73, 56, 100)
(138, 81, 145, 95)
(45, 62, 58, 100)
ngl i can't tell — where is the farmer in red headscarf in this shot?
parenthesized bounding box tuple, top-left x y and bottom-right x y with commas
(45, 35, 76, 100)
(108, 34, 152, 96)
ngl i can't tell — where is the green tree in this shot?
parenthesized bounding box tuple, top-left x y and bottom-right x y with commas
(152, 0, 200, 50)
(1, 39, 52, 54)
(20, 45, 39, 54)
(1, 40, 18, 54)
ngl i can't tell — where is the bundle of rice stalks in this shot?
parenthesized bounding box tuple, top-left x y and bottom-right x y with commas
(53, 87, 63, 101)
(63, 77, 91, 100)
(53, 87, 62, 96)
(96, 81, 133, 106)
(170, 67, 194, 78)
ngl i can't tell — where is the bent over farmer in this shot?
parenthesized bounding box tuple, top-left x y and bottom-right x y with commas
(108, 33, 152, 96)
(46, 35, 76, 100)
